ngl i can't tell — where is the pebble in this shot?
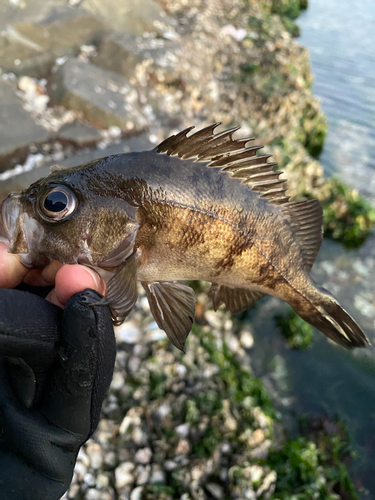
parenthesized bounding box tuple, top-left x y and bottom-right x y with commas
(86, 442, 103, 470)
(135, 464, 151, 485)
(239, 330, 254, 349)
(206, 483, 224, 499)
(150, 464, 166, 484)
(115, 462, 135, 489)
(175, 423, 190, 437)
(134, 447, 152, 464)
(83, 473, 96, 487)
(130, 486, 144, 500)
(116, 321, 142, 344)
(204, 310, 224, 330)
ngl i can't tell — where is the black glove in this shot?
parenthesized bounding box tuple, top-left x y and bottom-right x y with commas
(0, 287, 116, 500)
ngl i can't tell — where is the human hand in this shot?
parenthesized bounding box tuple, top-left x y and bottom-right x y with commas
(0, 242, 115, 500)
(0, 241, 106, 305)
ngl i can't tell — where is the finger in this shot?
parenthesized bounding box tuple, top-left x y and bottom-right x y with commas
(53, 265, 106, 307)
(23, 261, 63, 287)
(0, 242, 29, 288)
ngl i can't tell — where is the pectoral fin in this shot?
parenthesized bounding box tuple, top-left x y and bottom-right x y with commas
(142, 281, 196, 352)
(210, 283, 265, 314)
(100, 253, 138, 325)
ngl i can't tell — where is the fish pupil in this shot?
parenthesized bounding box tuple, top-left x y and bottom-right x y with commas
(44, 191, 68, 212)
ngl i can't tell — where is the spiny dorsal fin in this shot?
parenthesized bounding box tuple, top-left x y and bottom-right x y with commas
(156, 124, 290, 206)
(283, 199, 323, 271)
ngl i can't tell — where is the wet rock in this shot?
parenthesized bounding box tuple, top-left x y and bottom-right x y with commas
(0, 80, 50, 172)
(52, 58, 147, 131)
(81, 0, 175, 36)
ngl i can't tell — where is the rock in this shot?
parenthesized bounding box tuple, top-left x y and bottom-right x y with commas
(256, 471, 277, 499)
(206, 483, 224, 499)
(0, 80, 50, 172)
(10, 6, 106, 56)
(115, 321, 142, 344)
(0, 35, 56, 78)
(239, 329, 254, 349)
(52, 58, 147, 131)
(85, 442, 103, 470)
(130, 486, 144, 500)
(115, 462, 135, 489)
(81, 0, 175, 36)
(93, 32, 179, 83)
(150, 464, 165, 484)
(57, 121, 101, 147)
(0, 4, 107, 78)
(135, 464, 151, 485)
(134, 447, 152, 464)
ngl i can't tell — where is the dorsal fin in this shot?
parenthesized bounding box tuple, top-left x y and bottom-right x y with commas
(156, 124, 290, 206)
(283, 199, 323, 271)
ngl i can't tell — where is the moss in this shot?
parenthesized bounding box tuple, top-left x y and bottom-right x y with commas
(318, 178, 375, 248)
(276, 309, 314, 349)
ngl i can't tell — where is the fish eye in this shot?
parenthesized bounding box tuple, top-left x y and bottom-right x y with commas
(38, 186, 77, 222)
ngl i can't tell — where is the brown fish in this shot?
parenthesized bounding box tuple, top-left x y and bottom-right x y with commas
(1, 124, 368, 350)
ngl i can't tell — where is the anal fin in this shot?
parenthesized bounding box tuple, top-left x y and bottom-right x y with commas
(142, 281, 196, 352)
(209, 283, 265, 314)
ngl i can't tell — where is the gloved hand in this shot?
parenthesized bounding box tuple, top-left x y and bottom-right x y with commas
(0, 287, 116, 500)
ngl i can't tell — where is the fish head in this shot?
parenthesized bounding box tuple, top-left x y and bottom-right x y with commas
(1, 167, 139, 268)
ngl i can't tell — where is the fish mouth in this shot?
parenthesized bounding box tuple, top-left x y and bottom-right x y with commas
(2, 194, 44, 267)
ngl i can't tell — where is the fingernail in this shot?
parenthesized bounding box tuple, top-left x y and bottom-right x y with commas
(83, 267, 105, 293)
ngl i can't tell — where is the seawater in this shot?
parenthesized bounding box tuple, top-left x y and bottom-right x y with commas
(249, 0, 375, 495)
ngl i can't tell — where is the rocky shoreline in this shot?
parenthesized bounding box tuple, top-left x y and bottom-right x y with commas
(0, 0, 368, 498)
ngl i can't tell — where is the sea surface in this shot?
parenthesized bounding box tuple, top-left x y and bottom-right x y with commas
(249, 0, 375, 495)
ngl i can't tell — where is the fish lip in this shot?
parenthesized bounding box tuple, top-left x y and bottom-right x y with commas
(1, 194, 44, 261)
(1, 194, 22, 243)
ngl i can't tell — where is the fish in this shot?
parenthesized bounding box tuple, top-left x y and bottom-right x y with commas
(1, 123, 368, 351)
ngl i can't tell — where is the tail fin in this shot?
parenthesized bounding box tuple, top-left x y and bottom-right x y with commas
(296, 287, 369, 349)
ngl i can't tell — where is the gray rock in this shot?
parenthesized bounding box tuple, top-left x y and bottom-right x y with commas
(52, 58, 147, 131)
(0, 36, 56, 78)
(0, 80, 50, 173)
(10, 6, 106, 56)
(93, 32, 179, 83)
(0, 4, 107, 78)
(81, 0, 175, 36)
(57, 121, 101, 147)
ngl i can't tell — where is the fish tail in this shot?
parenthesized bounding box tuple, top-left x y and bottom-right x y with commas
(293, 286, 369, 349)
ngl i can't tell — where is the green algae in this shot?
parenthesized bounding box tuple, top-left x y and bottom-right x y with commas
(269, 417, 358, 500)
(319, 178, 375, 248)
(276, 310, 314, 349)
